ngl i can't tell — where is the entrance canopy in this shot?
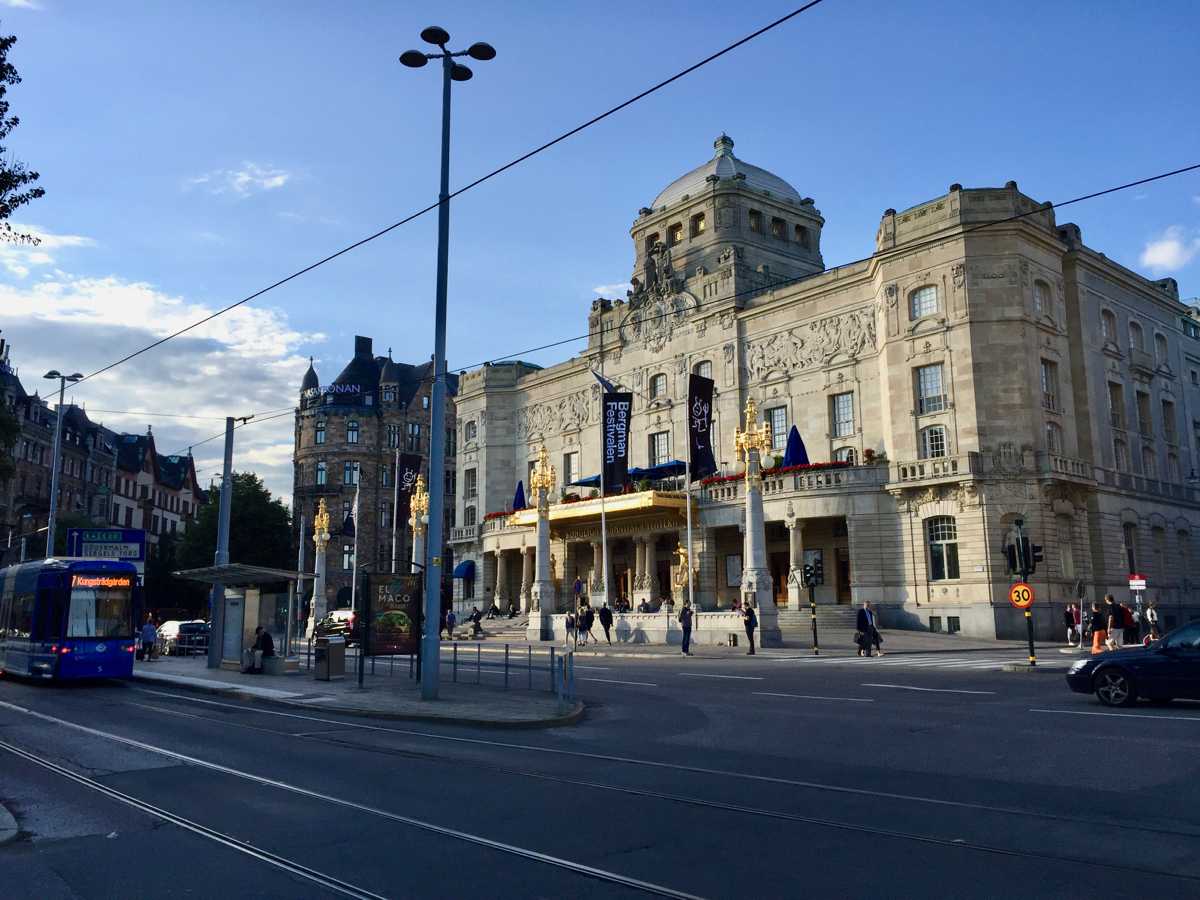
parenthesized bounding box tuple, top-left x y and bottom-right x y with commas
(452, 559, 476, 579)
(172, 563, 314, 586)
(508, 489, 692, 528)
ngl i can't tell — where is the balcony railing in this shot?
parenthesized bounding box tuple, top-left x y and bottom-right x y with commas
(1130, 348, 1156, 375)
(892, 452, 979, 483)
(449, 525, 479, 543)
(702, 464, 889, 502)
(1035, 451, 1091, 480)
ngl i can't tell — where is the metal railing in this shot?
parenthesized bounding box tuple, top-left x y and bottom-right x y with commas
(298, 640, 574, 700)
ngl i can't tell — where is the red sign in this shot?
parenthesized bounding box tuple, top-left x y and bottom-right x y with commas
(1008, 582, 1034, 610)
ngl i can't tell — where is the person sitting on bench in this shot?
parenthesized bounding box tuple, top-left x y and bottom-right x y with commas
(250, 626, 275, 673)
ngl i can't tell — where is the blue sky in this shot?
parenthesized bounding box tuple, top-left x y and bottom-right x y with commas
(1, 0, 1198, 499)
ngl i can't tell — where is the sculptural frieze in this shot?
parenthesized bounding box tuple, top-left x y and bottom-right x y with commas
(742, 307, 877, 379)
(516, 389, 594, 439)
(618, 289, 699, 353)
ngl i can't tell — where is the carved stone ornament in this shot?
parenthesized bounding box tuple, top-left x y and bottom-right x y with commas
(993, 441, 1023, 476)
(618, 290, 699, 353)
(516, 389, 593, 439)
(952, 264, 965, 290)
(743, 307, 877, 380)
(723, 343, 735, 365)
(719, 311, 736, 330)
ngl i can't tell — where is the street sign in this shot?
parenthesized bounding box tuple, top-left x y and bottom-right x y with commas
(1008, 581, 1035, 610)
(65, 528, 147, 576)
(1128, 574, 1147, 591)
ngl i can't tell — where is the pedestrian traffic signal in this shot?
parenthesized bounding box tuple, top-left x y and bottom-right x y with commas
(802, 563, 814, 587)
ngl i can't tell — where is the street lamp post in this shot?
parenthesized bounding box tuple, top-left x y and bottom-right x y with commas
(43, 369, 83, 558)
(400, 26, 496, 701)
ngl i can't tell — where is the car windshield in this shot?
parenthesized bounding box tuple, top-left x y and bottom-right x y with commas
(1164, 622, 1200, 650)
(66, 573, 133, 639)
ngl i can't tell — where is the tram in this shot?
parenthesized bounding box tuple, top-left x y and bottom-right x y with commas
(0, 558, 139, 680)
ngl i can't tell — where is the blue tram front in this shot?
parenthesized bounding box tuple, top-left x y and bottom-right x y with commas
(0, 558, 139, 680)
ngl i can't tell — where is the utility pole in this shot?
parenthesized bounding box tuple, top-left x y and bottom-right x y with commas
(207, 415, 250, 668)
(1007, 517, 1043, 667)
(43, 369, 83, 558)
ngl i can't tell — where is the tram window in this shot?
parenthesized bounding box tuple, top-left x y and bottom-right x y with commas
(67, 578, 132, 638)
(13, 593, 34, 639)
(34, 592, 67, 641)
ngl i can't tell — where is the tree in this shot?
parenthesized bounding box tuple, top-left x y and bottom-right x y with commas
(177, 472, 293, 573)
(0, 28, 43, 246)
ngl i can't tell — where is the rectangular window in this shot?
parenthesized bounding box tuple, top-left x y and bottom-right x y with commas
(919, 425, 947, 459)
(563, 451, 579, 487)
(748, 209, 762, 233)
(689, 213, 705, 237)
(315, 421, 326, 445)
(668, 223, 683, 246)
(765, 406, 787, 450)
(915, 364, 945, 414)
(464, 468, 477, 499)
(445, 427, 456, 456)
(1040, 359, 1059, 411)
(1162, 399, 1177, 442)
(381, 466, 390, 487)
(1108, 383, 1124, 428)
(445, 469, 456, 497)
(464, 505, 477, 527)
(926, 516, 960, 581)
(830, 392, 854, 438)
(770, 217, 786, 239)
(648, 431, 671, 467)
(1136, 391, 1152, 435)
(422, 395, 430, 410)
(406, 422, 421, 451)
(947, 616, 961, 634)
(343, 462, 359, 485)
(380, 502, 391, 528)
(386, 425, 400, 449)
(342, 544, 353, 571)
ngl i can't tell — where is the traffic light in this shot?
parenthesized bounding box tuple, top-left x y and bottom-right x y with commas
(802, 563, 814, 586)
(1004, 542, 1018, 574)
(813, 557, 824, 586)
(1024, 543, 1044, 575)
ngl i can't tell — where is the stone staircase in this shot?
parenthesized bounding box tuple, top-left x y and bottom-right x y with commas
(479, 614, 531, 641)
(775, 605, 859, 638)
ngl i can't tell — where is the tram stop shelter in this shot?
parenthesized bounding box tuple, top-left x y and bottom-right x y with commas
(173, 563, 312, 674)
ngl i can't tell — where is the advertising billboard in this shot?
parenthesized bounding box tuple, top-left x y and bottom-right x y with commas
(365, 573, 422, 656)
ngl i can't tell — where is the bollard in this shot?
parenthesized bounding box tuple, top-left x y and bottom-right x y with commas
(504, 644, 510, 691)
(549, 646, 556, 693)
(527, 646, 532, 690)
(476, 643, 481, 684)
(452, 642, 458, 683)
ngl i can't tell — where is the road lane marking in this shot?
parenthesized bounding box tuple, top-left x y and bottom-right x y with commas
(0, 699, 705, 900)
(753, 692, 874, 703)
(677, 673, 764, 681)
(579, 678, 657, 687)
(862, 683, 996, 695)
(121, 689, 1200, 840)
(1030, 708, 1200, 723)
(571, 665, 612, 670)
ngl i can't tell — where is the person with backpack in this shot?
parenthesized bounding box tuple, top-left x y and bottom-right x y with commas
(742, 602, 758, 655)
(678, 601, 693, 656)
(598, 604, 614, 645)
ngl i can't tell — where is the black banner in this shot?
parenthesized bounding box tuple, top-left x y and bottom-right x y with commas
(395, 452, 423, 528)
(687, 373, 717, 481)
(365, 573, 422, 656)
(602, 392, 632, 492)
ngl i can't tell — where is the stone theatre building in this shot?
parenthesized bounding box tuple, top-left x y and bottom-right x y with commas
(449, 135, 1199, 639)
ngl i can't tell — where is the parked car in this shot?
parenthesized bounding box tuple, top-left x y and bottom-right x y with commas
(314, 609, 361, 646)
(157, 619, 209, 656)
(1066, 620, 1200, 706)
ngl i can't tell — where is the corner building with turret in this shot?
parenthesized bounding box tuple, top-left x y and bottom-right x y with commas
(449, 134, 1200, 641)
(292, 336, 457, 612)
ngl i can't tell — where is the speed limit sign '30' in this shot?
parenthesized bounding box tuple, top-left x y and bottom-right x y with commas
(1008, 582, 1035, 610)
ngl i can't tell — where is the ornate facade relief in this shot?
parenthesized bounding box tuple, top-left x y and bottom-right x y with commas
(618, 290, 700, 353)
(742, 307, 877, 380)
(515, 389, 594, 439)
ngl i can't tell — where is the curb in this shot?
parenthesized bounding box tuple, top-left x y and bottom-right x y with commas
(129, 673, 584, 729)
(0, 801, 17, 847)
(1001, 662, 1071, 674)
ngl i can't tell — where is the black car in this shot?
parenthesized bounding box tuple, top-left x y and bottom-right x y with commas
(1066, 620, 1200, 706)
(314, 609, 361, 646)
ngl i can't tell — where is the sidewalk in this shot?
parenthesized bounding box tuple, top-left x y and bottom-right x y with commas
(131, 657, 582, 728)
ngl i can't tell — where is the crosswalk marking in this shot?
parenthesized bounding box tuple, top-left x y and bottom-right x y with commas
(771, 654, 1020, 672)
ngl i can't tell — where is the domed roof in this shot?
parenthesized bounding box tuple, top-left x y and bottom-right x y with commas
(301, 357, 319, 392)
(651, 135, 803, 210)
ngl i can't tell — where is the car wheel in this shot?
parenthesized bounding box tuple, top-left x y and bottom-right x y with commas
(1094, 669, 1137, 707)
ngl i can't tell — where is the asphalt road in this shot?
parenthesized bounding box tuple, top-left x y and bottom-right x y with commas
(1, 646, 1198, 899)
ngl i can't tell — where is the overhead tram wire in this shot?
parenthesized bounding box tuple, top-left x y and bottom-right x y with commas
(74, 1, 831, 388)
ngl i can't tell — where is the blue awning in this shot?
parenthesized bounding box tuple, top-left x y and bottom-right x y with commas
(569, 474, 602, 488)
(452, 560, 475, 579)
(629, 460, 687, 481)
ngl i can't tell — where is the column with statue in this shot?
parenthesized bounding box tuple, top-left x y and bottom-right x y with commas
(409, 474, 429, 575)
(526, 445, 557, 641)
(736, 398, 781, 646)
(305, 498, 331, 639)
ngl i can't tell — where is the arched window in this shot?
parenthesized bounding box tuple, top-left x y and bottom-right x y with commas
(1142, 446, 1157, 478)
(315, 461, 326, 486)
(315, 420, 326, 445)
(1033, 280, 1049, 314)
(650, 373, 668, 399)
(693, 360, 712, 380)
(1155, 332, 1169, 366)
(909, 285, 937, 320)
(833, 447, 857, 464)
(925, 516, 960, 581)
(918, 425, 947, 459)
(464, 420, 477, 443)
(1113, 438, 1129, 472)
(1101, 309, 1116, 342)
(1045, 421, 1063, 454)
(1122, 523, 1138, 573)
(347, 420, 359, 444)
(1129, 320, 1144, 351)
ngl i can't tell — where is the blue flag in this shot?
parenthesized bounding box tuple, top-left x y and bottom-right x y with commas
(592, 370, 617, 394)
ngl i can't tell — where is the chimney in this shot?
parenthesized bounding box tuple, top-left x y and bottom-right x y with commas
(354, 335, 373, 358)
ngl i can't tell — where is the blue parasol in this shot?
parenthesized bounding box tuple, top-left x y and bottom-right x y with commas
(512, 480, 527, 511)
(782, 426, 809, 466)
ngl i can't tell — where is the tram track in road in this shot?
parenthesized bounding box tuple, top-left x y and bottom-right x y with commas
(0, 698, 707, 900)
(8, 690, 1200, 889)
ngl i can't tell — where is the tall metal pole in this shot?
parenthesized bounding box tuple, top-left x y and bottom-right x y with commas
(685, 457, 694, 613)
(391, 446, 401, 574)
(296, 513, 306, 641)
(420, 51, 453, 700)
(598, 354, 609, 609)
(351, 481, 360, 612)
(44, 377, 67, 558)
(206, 417, 234, 669)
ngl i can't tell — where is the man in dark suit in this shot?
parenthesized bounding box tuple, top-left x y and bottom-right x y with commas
(856, 603, 875, 657)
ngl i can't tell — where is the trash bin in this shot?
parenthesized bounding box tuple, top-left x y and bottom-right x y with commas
(314, 636, 346, 681)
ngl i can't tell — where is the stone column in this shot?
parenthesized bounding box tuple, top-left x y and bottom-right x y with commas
(786, 507, 805, 609)
(494, 550, 509, 608)
(410, 520, 425, 577)
(520, 546, 534, 612)
(743, 446, 780, 646)
(633, 536, 654, 608)
(528, 499, 556, 640)
(306, 536, 328, 638)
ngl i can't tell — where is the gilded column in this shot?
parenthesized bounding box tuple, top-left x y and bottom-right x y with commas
(527, 445, 558, 640)
(737, 398, 780, 646)
(409, 474, 428, 576)
(305, 498, 331, 638)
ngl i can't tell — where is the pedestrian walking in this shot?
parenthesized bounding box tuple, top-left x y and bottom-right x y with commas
(581, 605, 597, 645)
(1145, 600, 1161, 641)
(865, 600, 884, 655)
(1105, 594, 1123, 650)
(1072, 603, 1083, 646)
(1090, 601, 1108, 654)
(678, 602, 693, 656)
(565, 610, 577, 648)
(598, 604, 614, 645)
(444, 609, 457, 639)
(1063, 604, 1077, 647)
(855, 602, 875, 657)
(139, 617, 157, 661)
(742, 603, 757, 655)
(573, 576, 584, 605)
(1120, 601, 1137, 646)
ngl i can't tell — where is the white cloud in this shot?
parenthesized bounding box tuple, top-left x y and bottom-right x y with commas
(0, 237, 319, 502)
(592, 282, 632, 296)
(187, 162, 293, 197)
(0, 0, 41, 9)
(0, 223, 94, 278)
(1193, 195, 1200, 206)
(1140, 226, 1200, 273)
